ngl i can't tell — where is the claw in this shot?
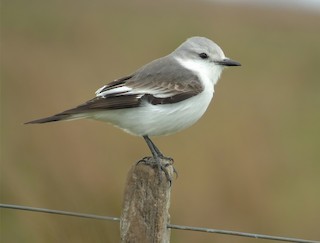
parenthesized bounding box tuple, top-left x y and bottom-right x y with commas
(136, 156, 176, 186)
(142, 136, 177, 185)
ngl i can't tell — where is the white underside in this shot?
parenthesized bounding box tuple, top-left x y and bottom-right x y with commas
(89, 88, 213, 136)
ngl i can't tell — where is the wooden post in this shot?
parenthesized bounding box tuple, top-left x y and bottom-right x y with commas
(120, 157, 174, 243)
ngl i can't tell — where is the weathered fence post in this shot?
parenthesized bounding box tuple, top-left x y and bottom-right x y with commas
(120, 157, 174, 243)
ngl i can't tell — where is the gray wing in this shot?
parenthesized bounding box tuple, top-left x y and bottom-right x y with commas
(93, 56, 204, 107)
(26, 56, 203, 124)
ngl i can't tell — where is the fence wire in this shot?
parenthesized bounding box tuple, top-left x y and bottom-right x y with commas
(1, 203, 319, 243)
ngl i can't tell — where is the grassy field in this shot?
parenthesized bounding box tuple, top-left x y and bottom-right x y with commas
(1, 1, 320, 242)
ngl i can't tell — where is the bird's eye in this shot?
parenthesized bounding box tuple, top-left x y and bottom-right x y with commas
(199, 53, 209, 59)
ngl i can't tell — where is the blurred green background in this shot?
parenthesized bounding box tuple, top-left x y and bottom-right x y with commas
(1, 0, 320, 242)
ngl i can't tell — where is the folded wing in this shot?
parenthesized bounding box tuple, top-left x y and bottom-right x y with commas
(26, 57, 204, 124)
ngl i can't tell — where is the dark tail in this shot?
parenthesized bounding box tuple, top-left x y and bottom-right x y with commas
(25, 113, 73, 124)
(25, 98, 95, 124)
(25, 107, 88, 124)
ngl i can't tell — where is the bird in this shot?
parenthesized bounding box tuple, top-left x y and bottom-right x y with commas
(26, 36, 241, 181)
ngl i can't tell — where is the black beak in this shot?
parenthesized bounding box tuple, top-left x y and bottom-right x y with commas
(215, 58, 241, 67)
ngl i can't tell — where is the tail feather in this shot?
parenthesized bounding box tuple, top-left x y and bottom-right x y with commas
(25, 97, 98, 124)
(25, 110, 88, 124)
(25, 114, 72, 124)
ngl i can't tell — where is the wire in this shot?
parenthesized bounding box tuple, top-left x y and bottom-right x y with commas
(0, 203, 119, 222)
(167, 224, 319, 243)
(1, 203, 319, 243)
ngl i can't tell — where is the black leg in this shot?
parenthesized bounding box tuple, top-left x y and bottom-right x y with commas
(143, 135, 163, 158)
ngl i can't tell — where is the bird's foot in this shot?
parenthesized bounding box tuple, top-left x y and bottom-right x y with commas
(138, 156, 177, 185)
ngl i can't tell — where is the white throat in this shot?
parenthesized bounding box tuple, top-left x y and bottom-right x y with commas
(175, 57, 223, 93)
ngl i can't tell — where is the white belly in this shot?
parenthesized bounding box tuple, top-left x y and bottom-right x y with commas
(90, 89, 213, 136)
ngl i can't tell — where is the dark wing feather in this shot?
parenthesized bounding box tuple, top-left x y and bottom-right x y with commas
(69, 94, 142, 111)
(95, 75, 133, 95)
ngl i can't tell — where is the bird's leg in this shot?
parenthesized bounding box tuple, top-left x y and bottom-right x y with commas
(142, 135, 174, 183)
(143, 135, 164, 158)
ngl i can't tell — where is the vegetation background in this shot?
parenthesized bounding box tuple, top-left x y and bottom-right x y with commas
(1, 0, 320, 242)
